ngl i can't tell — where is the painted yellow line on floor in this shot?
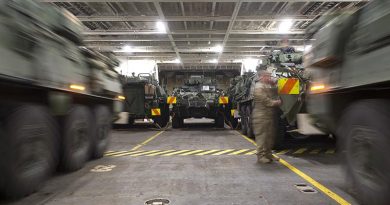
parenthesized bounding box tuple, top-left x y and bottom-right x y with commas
(162, 150, 190, 156)
(293, 148, 308, 154)
(130, 131, 165, 151)
(211, 149, 235, 155)
(236, 131, 351, 205)
(104, 151, 128, 157)
(326, 149, 336, 154)
(245, 150, 257, 155)
(195, 149, 220, 156)
(146, 150, 176, 156)
(310, 149, 321, 154)
(228, 149, 250, 155)
(277, 157, 350, 205)
(276, 149, 290, 155)
(131, 150, 162, 156)
(110, 150, 145, 157)
(179, 150, 204, 156)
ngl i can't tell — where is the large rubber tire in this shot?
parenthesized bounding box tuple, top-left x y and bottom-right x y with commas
(215, 112, 225, 128)
(337, 100, 390, 205)
(0, 104, 58, 198)
(246, 105, 254, 138)
(240, 105, 248, 135)
(273, 116, 287, 150)
(128, 117, 135, 126)
(60, 105, 93, 172)
(229, 117, 239, 129)
(172, 114, 183, 128)
(91, 105, 112, 159)
(154, 105, 169, 128)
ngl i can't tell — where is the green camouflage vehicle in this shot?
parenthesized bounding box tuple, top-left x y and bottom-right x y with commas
(170, 75, 228, 128)
(0, 0, 123, 198)
(226, 72, 256, 135)
(227, 49, 309, 147)
(305, 1, 390, 203)
(120, 73, 170, 128)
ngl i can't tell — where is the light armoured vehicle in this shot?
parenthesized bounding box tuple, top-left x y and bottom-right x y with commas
(305, 1, 390, 204)
(227, 48, 309, 147)
(120, 73, 169, 128)
(169, 75, 228, 128)
(0, 0, 123, 198)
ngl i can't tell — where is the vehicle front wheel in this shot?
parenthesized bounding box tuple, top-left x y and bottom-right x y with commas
(172, 114, 183, 128)
(91, 105, 112, 159)
(0, 104, 58, 198)
(337, 100, 390, 205)
(215, 112, 225, 128)
(60, 105, 93, 171)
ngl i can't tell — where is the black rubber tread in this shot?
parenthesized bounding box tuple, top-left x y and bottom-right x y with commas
(240, 105, 248, 135)
(246, 105, 254, 138)
(91, 105, 112, 159)
(0, 104, 58, 198)
(273, 116, 287, 150)
(154, 104, 169, 128)
(128, 117, 135, 126)
(172, 114, 183, 128)
(337, 100, 390, 205)
(59, 105, 93, 172)
(215, 112, 225, 128)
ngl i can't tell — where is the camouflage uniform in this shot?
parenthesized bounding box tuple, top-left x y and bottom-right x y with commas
(252, 77, 278, 162)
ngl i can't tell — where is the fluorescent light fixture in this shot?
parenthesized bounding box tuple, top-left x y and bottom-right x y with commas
(296, 46, 305, 52)
(210, 59, 218, 63)
(156, 21, 166, 33)
(121, 45, 132, 53)
(304, 45, 313, 53)
(173, 58, 181, 64)
(243, 58, 259, 71)
(211, 45, 223, 53)
(278, 19, 293, 33)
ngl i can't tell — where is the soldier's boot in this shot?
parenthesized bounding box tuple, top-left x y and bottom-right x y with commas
(266, 153, 280, 161)
(257, 156, 272, 164)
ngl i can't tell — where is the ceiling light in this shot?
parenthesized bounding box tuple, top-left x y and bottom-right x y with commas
(304, 45, 313, 53)
(278, 19, 293, 33)
(173, 58, 181, 64)
(243, 58, 259, 71)
(296, 46, 305, 52)
(210, 59, 218, 63)
(156, 21, 166, 33)
(211, 45, 223, 53)
(121, 45, 132, 53)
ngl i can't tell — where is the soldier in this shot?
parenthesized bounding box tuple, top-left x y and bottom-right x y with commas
(252, 68, 281, 164)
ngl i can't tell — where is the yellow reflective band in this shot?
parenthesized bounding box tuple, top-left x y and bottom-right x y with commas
(151, 108, 161, 116)
(278, 78, 299, 94)
(219, 96, 229, 104)
(167, 96, 177, 104)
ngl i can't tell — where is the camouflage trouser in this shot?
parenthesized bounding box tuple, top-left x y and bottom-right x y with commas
(252, 108, 274, 159)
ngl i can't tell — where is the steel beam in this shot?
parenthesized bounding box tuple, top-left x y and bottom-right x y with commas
(83, 29, 305, 35)
(153, 1, 183, 66)
(83, 36, 310, 42)
(76, 15, 315, 22)
(217, 0, 242, 65)
(39, 0, 368, 3)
